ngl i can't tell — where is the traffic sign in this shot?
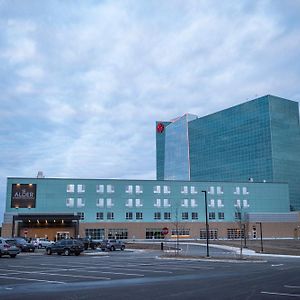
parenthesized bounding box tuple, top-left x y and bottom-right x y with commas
(161, 227, 169, 235)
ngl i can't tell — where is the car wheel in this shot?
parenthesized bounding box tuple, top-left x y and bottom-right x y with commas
(32, 248, 35, 252)
(101, 248, 105, 252)
(46, 248, 52, 255)
(121, 245, 125, 251)
(110, 246, 115, 251)
(64, 248, 70, 256)
(10, 254, 17, 258)
(75, 252, 81, 256)
(38, 244, 42, 249)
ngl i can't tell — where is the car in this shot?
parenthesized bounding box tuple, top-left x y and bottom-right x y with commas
(46, 239, 84, 256)
(32, 238, 54, 248)
(100, 239, 125, 251)
(7, 237, 35, 252)
(0, 238, 20, 258)
(77, 237, 100, 250)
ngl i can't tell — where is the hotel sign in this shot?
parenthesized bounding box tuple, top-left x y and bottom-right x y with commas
(11, 184, 36, 208)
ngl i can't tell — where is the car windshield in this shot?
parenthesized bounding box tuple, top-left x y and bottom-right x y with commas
(5, 239, 16, 246)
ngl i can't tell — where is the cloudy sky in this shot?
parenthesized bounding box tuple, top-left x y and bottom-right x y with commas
(1, 0, 300, 223)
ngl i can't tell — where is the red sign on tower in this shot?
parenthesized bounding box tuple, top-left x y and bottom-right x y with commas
(156, 123, 165, 133)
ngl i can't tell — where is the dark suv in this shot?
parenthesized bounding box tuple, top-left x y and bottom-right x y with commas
(77, 238, 99, 250)
(100, 239, 125, 251)
(46, 239, 84, 256)
(7, 237, 35, 252)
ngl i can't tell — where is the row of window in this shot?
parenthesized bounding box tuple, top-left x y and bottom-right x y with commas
(66, 198, 249, 208)
(66, 184, 250, 195)
(84, 228, 245, 240)
(78, 211, 227, 221)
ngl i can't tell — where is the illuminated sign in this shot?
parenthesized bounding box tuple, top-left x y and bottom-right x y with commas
(156, 123, 165, 133)
(11, 184, 36, 208)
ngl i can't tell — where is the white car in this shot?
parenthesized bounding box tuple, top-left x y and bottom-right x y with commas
(33, 238, 54, 248)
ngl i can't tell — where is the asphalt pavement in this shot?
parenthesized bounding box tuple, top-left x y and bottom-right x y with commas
(0, 247, 299, 299)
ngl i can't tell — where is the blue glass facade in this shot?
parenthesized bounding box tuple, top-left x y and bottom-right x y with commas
(156, 95, 300, 210)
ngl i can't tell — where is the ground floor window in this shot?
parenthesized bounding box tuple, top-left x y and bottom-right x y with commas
(171, 228, 190, 237)
(200, 229, 218, 240)
(145, 228, 164, 239)
(85, 228, 105, 239)
(227, 228, 244, 239)
(108, 228, 128, 239)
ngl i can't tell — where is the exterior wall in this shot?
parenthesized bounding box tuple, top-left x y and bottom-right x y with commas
(2, 177, 296, 239)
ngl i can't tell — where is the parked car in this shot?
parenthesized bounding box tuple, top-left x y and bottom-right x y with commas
(46, 239, 84, 256)
(32, 238, 54, 248)
(100, 239, 125, 251)
(0, 238, 20, 258)
(7, 237, 35, 252)
(77, 238, 99, 250)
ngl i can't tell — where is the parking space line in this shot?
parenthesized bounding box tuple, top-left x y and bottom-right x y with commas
(0, 268, 111, 281)
(285, 286, 300, 289)
(261, 291, 300, 297)
(0, 275, 65, 284)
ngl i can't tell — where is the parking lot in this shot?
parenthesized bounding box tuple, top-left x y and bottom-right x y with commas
(0, 248, 300, 299)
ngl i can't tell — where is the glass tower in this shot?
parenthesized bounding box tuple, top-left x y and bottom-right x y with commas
(156, 95, 300, 211)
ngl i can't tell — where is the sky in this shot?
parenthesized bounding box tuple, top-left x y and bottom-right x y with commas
(0, 0, 300, 224)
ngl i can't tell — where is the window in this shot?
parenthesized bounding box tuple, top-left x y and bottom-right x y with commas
(227, 228, 244, 239)
(85, 228, 105, 239)
(96, 198, 104, 207)
(77, 198, 85, 208)
(96, 184, 104, 193)
(66, 198, 74, 208)
(77, 212, 84, 220)
(242, 187, 249, 195)
(200, 229, 218, 240)
(107, 212, 114, 220)
(108, 229, 128, 239)
(67, 184, 75, 193)
(136, 212, 143, 220)
(181, 186, 188, 194)
(135, 199, 143, 207)
(217, 199, 224, 208)
(217, 186, 223, 194)
(190, 199, 197, 207)
(181, 199, 188, 207)
(164, 212, 171, 220)
(209, 212, 215, 220)
(243, 199, 249, 208)
(208, 199, 215, 208)
(171, 228, 190, 236)
(77, 184, 85, 193)
(153, 185, 161, 194)
(163, 185, 170, 194)
(125, 185, 133, 193)
(190, 186, 197, 194)
(208, 186, 214, 194)
(234, 187, 240, 195)
(125, 198, 133, 207)
(96, 212, 104, 220)
(146, 228, 164, 239)
(163, 198, 171, 207)
(154, 199, 161, 207)
(107, 184, 114, 193)
(182, 212, 188, 220)
(126, 212, 133, 220)
(192, 212, 198, 220)
(218, 212, 225, 220)
(107, 198, 114, 207)
(154, 212, 161, 220)
(235, 212, 241, 220)
(234, 199, 241, 207)
(135, 185, 143, 194)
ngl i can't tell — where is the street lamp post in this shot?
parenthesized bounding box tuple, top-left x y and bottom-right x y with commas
(202, 190, 209, 257)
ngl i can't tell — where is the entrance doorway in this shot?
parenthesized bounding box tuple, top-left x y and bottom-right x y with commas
(56, 232, 70, 240)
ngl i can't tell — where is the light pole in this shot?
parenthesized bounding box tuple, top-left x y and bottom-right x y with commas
(256, 222, 263, 252)
(202, 190, 209, 257)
